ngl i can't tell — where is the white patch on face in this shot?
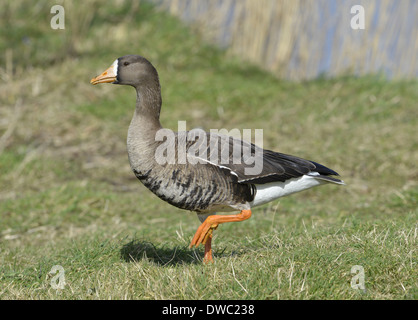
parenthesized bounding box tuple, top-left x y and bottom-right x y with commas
(111, 59, 118, 77)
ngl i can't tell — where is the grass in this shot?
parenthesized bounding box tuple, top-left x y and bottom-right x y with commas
(0, 1, 417, 299)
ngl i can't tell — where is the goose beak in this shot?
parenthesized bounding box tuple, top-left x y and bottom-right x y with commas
(90, 64, 117, 85)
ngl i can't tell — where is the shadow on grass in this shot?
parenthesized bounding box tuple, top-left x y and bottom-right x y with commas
(120, 239, 201, 266)
(120, 239, 240, 266)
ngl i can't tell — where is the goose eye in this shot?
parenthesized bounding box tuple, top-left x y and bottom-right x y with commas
(124, 62, 130, 66)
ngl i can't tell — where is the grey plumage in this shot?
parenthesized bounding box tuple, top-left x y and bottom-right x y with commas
(91, 54, 344, 262)
(109, 55, 343, 214)
(92, 54, 343, 217)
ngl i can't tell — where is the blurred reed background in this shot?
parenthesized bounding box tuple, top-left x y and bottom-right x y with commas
(156, 0, 418, 80)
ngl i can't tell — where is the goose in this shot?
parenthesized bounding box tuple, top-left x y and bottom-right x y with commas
(91, 55, 344, 263)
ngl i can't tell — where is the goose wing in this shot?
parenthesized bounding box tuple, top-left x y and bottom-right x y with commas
(181, 130, 343, 185)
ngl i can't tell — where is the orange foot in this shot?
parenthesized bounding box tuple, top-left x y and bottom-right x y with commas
(203, 237, 214, 264)
(189, 210, 252, 263)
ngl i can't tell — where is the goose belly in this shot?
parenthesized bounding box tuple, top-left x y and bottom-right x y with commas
(250, 175, 324, 207)
(138, 171, 233, 213)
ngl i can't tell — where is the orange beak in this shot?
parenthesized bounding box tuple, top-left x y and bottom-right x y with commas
(90, 64, 117, 85)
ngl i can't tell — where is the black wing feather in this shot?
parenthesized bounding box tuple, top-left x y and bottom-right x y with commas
(183, 131, 342, 185)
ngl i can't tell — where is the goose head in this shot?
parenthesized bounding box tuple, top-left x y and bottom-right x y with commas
(90, 55, 159, 89)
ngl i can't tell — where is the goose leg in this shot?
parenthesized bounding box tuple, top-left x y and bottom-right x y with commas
(190, 210, 252, 262)
(203, 236, 213, 263)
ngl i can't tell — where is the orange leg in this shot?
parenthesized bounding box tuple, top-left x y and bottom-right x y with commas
(190, 210, 252, 262)
(203, 236, 213, 263)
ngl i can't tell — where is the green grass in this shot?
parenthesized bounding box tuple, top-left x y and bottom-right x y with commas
(0, 1, 417, 299)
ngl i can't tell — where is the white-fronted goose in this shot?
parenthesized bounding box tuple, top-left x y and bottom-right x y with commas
(91, 55, 344, 263)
